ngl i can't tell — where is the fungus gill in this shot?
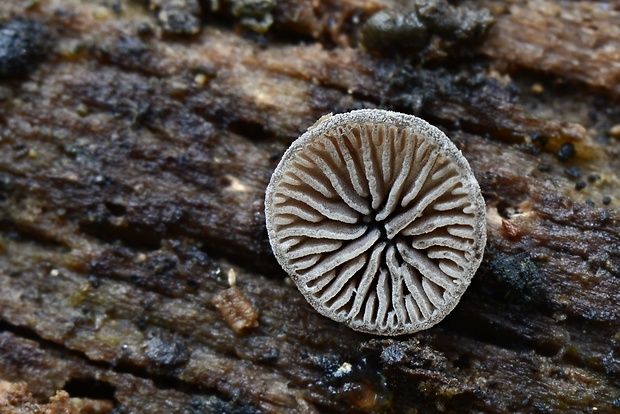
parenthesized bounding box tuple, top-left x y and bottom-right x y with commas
(265, 109, 486, 335)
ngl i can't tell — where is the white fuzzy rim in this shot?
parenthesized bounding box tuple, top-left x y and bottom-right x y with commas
(265, 109, 486, 336)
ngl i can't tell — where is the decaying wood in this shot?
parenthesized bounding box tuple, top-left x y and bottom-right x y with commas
(0, 0, 619, 412)
(0, 379, 114, 414)
(481, 0, 620, 95)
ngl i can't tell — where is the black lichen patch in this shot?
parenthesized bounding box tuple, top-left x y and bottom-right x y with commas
(95, 36, 153, 73)
(481, 248, 546, 306)
(150, 0, 202, 36)
(144, 331, 190, 368)
(537, 162, 552, 172)
(416, 0, 493, 42)
(361, 0, 493, 57)
(361, 11, 428, 52)
(0, 18, 51, 78)
(564, 166, 581, 179)
(556, 143, 576, 162)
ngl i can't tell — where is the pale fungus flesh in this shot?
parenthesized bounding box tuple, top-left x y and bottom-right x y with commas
(265, 109, 486, 336)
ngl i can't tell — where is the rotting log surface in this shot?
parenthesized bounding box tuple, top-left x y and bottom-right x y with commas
(0, 0, 619, 413)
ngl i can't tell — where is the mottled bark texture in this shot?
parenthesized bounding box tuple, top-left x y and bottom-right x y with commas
(0, 0, 619, 412)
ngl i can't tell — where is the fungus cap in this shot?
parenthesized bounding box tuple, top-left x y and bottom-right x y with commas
(265, 109, 486, 336)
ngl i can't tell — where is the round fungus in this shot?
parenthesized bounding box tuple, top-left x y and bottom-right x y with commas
(265, 109, 486, 335)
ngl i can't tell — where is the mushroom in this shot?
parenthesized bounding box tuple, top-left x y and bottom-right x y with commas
(265, 109, 486, 335)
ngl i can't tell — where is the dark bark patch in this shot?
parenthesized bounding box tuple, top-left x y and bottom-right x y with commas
(0, 18, 51, 78)
(145, 331, 190, 368)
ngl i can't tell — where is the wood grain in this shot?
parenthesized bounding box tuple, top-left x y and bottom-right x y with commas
(0, 0, 619, 412)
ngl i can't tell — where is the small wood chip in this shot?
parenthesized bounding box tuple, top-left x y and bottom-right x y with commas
(213, 286, 259, 334)
(531, 83, 544, 94)
(502, 218, 520, 239)
(608, 124, 620, 137)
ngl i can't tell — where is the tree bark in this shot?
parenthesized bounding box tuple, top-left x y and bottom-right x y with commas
(0, 0, 619, 412)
